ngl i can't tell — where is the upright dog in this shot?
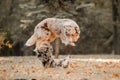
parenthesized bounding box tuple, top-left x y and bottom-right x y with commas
(25, 18, 80, 68)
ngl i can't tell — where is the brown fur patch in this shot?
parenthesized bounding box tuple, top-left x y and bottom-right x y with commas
(47, 32, 56, 42)
(75, 27, 79, 34)
(41, 22, 50, 31)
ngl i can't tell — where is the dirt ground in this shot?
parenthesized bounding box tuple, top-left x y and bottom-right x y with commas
(0, 55, 120, 80)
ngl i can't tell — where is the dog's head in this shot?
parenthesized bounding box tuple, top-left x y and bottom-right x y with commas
(60, 19, 80, 46)
(33, 41, 53, 55)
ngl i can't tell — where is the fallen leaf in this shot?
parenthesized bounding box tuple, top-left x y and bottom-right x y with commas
(113, 74, 120, 77)
(66, 71, 71, 74)
(94, 64, 103, 69)
(103, 70, 107, 73)
(32, 70, 35, 73)
(3, 69, 6, 72)
(70, 63, 79, 69)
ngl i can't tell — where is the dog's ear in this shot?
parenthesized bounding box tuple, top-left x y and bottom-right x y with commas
(25, 33, 37, 46)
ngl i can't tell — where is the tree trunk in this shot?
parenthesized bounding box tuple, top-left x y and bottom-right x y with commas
(55, 39, 60, 58)
(111, 0, 120, 54)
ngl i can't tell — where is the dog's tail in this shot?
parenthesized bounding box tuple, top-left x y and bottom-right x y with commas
(25, 33, 37, 46)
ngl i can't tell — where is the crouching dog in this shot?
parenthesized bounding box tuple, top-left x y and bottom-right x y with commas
(33, 41, 70, 68)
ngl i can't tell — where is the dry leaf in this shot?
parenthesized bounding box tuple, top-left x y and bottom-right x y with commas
(70, 63, 79, 69)
(113, 74, 120, 77)
(103, 70, 107, 73)
(32, 70, 35, 73)
(94, 65, 103, 69)
(66, 71, 71, 74)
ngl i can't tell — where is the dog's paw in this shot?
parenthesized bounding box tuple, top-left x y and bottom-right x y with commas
(61, 55, 71, 68)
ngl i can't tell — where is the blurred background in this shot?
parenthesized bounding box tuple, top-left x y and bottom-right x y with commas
(0, 0, 120, 56)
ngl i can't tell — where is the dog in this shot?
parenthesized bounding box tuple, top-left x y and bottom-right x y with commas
(25, 18, 80, 47)
(35, 41, 70, 68)
(25, 18, 80, 68)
